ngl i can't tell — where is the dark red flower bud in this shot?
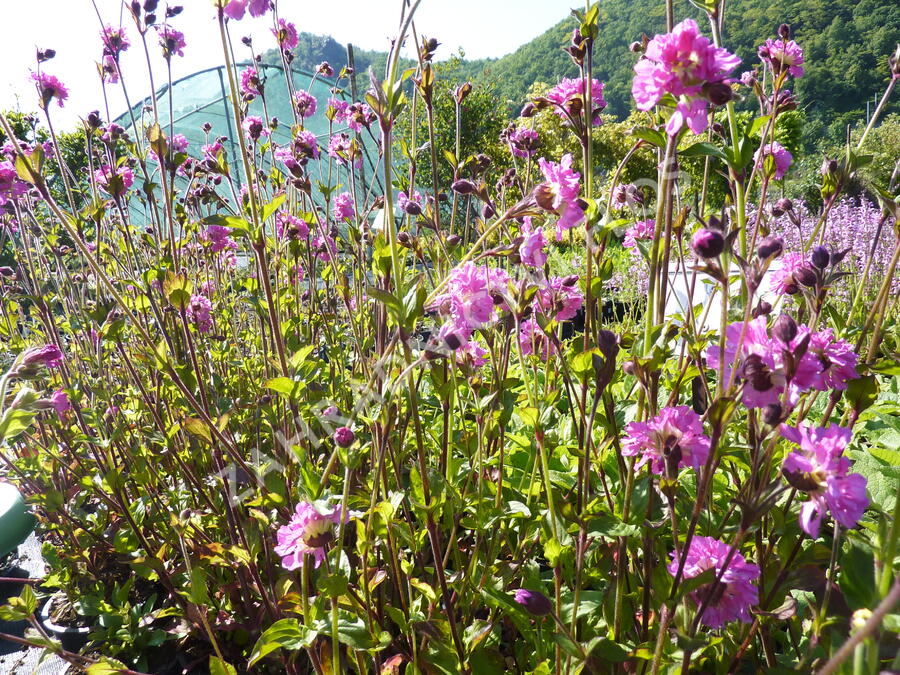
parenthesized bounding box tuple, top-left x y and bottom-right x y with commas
(691, 228, 725, 258)
(810, 246, 830, 269)
(513, 588, 552, 616)
(772, 314, 798, 344)
(451, 179, 476, 195)
(334, 426, 355, 448)
(757, 237, 783, 260)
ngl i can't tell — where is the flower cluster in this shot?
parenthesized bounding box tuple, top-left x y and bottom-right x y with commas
(431, 262, 510, 349)
(544, 77, 607, 125)
(93, 164, 134, 198)
(758, 38, 805, 78)
(781, 423, 868, 537)
(668, 536, 760, 629)
(623, 406, 711, 474)
(273, 19, 299, 51)
(186, 294, 213, 333)
(223, 0, 269, 20)
(754, 141, 792, 179)
(632, 19, 741, 135)
(705, 316, 859, 408)
(518, 218, 547, 268)
(275, 502, 346, 570)
(535, 154, 585, 240)
(31, 72, 68, 108)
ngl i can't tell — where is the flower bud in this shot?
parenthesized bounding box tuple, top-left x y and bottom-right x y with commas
(778, 23, 791, 39)
(795, 266, 817, 287)
(821, 158, 838, 175)
(757, 237, 783, 260)
(446, 234, 461, 248)
(451, 179, 476, 195)
(333, 426, 355, 448)
(705, 82, 733, 106)
(753, 300, 772, 318)
(772, 314, 798, 344)
(762, 403, 782, 426)
(597, 330, 619, 360)
(561, 274, 579, 287)
(775, 197, 793, 213)
(691, 228, 725, 258)
(810, 246, 830, 269)
(513, 588, 552, 616)
(520, 102, 537, 118)
(482, 203, 496, 219)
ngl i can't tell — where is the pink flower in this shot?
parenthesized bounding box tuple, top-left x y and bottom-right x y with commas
(31, 72, 68, 108)
(101, 55, 120, 84)
(668, 536, 759, 629)
(275, 502, 346, 570)
(431, 263, 509, 339)
(332, 192, 355, 221)
(156, 25, 186, 58)
(312, 230, 337, 261)
(49, 390, 71, 418)
(705, 316, 815, 408)
(758, 38, 805, 78)
(623, 219, 655, 248)
(519, 218, 547, 268)
(397, 190, 423, 216)
(519, 319, 555, 360)
(632, 19, 740, 136)
(456, 339, 489, 368)
(275, 131, 319, 175)
(0, 161, 28, 206)
(149, 133, 190, 174)
(803, 329, 859, 391)
(667, 97, 710, 136)
(505, 127, 539, 159)
(242, 115, 268, 142)
(101, 25, 130, 55)
(329, 98, 374, 132)
(769, 251, 808, 295)
(240, 67, 261, 98)
(202, 141, 224, 163)
(222, 0, 269, 20)
(276, 212, 310, 240)
(15, 344, 64, 375)
(623, 406, 711, 474)
(273, 18, 299, 50)
(327, 133, 361, 168)
(545, 77, 607, 125)
(186, 294, 213, 333)
(203, 225, 238, 254)
(293, 90, 317, 118)
(535, 154, 585, 240)
(94, 164, 134, 198)
(755, 141, 792, 179)
(537, 277, 582, 321)
(781, 423, 869, 538)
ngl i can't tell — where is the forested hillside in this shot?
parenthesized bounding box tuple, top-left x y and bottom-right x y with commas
(269, 0, 899, 142)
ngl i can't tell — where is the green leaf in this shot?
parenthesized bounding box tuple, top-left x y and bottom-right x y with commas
(260, 193, 286, 223)
(680, 142, 727, 161)
(265, 377, 304, 400)
(838, 541, 876, 610)
(183, 418, 212, 443)
(249, 619, 316, 666)
(208, 657, 238, 675)
(632, 126, 666, 147)
(846, 375, 879, 414)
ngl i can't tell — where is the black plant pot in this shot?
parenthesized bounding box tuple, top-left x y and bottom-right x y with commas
(38, 594, 92, 653)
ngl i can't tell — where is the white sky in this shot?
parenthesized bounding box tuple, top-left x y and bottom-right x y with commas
(0, 0, 577, 130)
